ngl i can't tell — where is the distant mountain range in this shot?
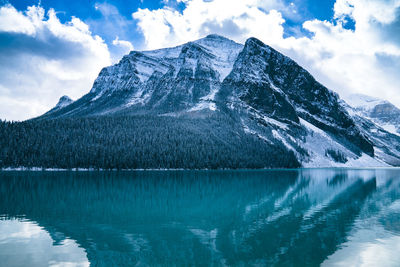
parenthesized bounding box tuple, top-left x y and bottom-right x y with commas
(1, 34, 400, 169)
(345, 94, 400, 136)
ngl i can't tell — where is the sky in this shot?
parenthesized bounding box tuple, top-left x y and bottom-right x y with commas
(0, 0, 399, 120)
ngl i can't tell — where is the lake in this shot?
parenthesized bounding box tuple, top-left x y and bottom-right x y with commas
(0, 169, 399, 266)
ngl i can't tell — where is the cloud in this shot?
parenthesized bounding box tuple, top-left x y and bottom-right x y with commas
(0, 4, 111, 121)
(132, 0, 287, 50)
(287, 0, 400, 103)
(112, 36, 134, 53)
(132, 0, 400, 107)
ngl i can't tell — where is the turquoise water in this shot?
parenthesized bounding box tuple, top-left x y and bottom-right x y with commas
(0, 169, 400, 266)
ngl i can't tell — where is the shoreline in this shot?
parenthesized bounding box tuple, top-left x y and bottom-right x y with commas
(1, 166, 399, 172)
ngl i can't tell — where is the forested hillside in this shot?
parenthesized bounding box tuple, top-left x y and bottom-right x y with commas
(0, 115, 300, 169)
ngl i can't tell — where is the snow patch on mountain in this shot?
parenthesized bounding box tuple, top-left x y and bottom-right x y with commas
(272, 130, 296, 152)
(379, 124, 398, 135)
(299, 118, 387, 167)
(262, 116, 289, 130)
(188, 102, 217, 112)
(134, 58, 164, 83)
(189, 83, 220, 112)
(241, 118, 273, 145)
(125, 89, 147, 107)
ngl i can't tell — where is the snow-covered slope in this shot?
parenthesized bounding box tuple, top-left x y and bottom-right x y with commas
(344, 94, 400, 136)
(342, 94, 400, 165)
(36, 35, 400, 167)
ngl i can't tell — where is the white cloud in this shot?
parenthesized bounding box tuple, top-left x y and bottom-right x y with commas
(0, 4, 111, 121)
(132, 0, 287, 50)
(286, 0, 400, 104)
(132, 0, 400, 107)
(0, 5, 37, 34)
(112, 36, 134, 53)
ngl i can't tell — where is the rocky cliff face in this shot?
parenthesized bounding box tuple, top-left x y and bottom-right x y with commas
(37, 34, 400, 167)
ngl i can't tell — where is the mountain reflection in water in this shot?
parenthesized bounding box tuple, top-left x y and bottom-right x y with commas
(0, 169, 399, 266)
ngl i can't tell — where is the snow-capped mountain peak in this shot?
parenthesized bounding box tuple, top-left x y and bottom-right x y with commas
(55, 95, 73, 109)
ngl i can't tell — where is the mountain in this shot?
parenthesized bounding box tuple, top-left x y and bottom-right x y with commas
(345, 94, 400, 136)
(1, 34, 400, 169)
(342, 94, 400, 166)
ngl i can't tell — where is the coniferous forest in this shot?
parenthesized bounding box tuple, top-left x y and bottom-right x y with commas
(0, 115, 300, 169)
